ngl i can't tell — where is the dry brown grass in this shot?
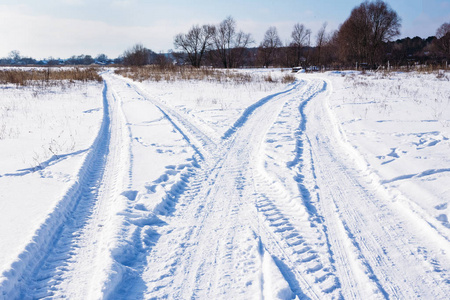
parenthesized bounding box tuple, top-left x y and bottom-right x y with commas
(115, 66, 296, 84)
(115, 65, 252, 83)
(0, 67, 103, 87)
(281, 73, 296, 83)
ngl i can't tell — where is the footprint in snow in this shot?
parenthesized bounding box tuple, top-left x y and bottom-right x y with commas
(387, 148, 399, 158)
(435, 203, 448, 210)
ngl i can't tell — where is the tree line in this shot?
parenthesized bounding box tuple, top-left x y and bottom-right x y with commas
(0, 51, 120, 66)
(170, 0, 449, 70)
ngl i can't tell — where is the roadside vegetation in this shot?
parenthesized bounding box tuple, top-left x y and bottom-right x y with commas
(0, 67, 102, 87)
(114, 65, 296, 84)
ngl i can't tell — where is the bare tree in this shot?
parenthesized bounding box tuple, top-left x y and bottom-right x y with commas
(437, 23, 450, 39)
(212, 16, 253, 68)
(174, 24, 215, 68)
(153, 52, 171, 69)
(434, 22, 450, 59)
(322, 30, 340, 67)
(95, 54, 109, 64)
(213, 17, 235, 68)
(232, 30, 254, 67)
(290, 23, 311, 66)
(337, 8, 369, 63)
(258, 26, 282, 67)
(122, 44, 153, 66)
(8, 50, 21, 63)
(337, 0, 401, 65)
(315, 22, 328, 66)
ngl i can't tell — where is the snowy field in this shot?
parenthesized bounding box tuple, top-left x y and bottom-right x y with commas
(0, 68, 449, 299)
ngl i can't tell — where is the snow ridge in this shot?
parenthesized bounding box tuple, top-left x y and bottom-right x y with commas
(0, 81, 112, 299)
(304, 75, 450, 299)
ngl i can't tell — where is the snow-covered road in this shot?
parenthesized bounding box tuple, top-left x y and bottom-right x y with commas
(1, 70, 449, 299)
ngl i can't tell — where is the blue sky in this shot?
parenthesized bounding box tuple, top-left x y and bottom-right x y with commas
(0, 0, 448, 59)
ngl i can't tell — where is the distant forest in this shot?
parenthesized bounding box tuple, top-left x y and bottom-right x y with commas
(2, 0, 449, 70)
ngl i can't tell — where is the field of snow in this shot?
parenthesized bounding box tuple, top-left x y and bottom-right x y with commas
(0, 68, 449, 299)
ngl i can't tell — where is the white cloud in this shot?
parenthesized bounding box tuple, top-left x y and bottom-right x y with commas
(0, 5, 184, 58)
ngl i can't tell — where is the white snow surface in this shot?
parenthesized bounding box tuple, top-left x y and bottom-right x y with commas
(0, 69, 449, 299)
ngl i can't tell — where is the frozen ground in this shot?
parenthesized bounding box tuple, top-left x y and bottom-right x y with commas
(0, 69, 449, 299)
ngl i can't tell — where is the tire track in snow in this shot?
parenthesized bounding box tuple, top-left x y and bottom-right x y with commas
(110, 76, 342, 299)
(117, 75, 218, 162)
(10, 78, 131, 299)
(221, 81, 302, 140)
(252, 79, 342, 299)
(107, 79, 296, 298)
(136, 141, 260, 299)
(108, 166, 204, 299)
(306, 77, 450, 299)
(43, 75, 342, 299)
(125, 78, 345, 299)
(98, 74, 216, 299)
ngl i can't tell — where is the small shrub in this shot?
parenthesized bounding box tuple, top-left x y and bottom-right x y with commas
(281, 73, 296, 84)
(264, 74, 274, 82)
